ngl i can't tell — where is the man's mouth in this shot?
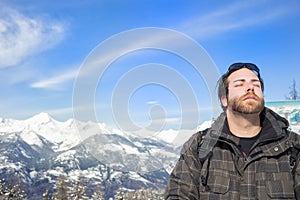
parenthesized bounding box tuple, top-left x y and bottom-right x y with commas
(243, 94, 257, 101)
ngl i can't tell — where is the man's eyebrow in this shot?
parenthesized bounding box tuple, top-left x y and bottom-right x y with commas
(232, 78, 260, 83)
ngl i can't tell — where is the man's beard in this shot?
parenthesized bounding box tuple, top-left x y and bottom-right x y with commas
(228, 93, 264, 114)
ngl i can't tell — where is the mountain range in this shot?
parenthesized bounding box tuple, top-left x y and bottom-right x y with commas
(0, 112, 199, 199)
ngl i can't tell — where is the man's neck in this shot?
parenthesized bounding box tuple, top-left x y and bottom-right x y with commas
(226, 110, 261, 138)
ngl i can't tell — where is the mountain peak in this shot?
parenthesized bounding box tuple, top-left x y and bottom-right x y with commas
(27, 112, 54, 124)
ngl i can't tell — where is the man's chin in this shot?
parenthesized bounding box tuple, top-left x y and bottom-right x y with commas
(235, 105, 263, 114)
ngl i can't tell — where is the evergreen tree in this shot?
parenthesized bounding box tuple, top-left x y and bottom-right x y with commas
(91, 185, 105, 200)
(0, 179, 6, 196)
(0, 180, 26, 200)
(287, 79, 300, 100)
(42, 185, 51, 200)
(70, 176, 89, 200)
(113, 188, 165, 200)
(53, 174, 69, 200)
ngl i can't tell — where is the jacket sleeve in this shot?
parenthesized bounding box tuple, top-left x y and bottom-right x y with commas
(291, 131, 300, 199)
(294, 153, 300, 199)
(164, 133, 202, 200)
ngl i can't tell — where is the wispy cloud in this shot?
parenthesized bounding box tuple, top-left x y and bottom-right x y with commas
(0, 6, 66, 68)
(147, 101, 159, 105)
(30, 68, 78, 90)
(177, 1, 298, 38)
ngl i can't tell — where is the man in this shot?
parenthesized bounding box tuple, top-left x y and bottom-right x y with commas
(165, 62, 300, 199)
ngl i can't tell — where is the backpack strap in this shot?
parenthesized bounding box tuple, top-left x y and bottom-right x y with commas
(197, 130, 216, 191)
(197, 130, 209, 159)
(287, 129, 300, 172)
(196, 115, 225, 190)
(200, 151, 213, 191)
(290, 144, 300, 172)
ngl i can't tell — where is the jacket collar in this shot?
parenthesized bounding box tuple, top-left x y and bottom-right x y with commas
(259, 107, 288, 142)
(209, 107, 288, 142)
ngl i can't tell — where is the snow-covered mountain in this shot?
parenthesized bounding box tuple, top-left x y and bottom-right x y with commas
(0, 113, 186, 199)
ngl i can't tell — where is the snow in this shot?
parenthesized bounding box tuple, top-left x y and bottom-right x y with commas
(103, 143, 123, 152)
(196, 120, 213, 131)
(154, 129, 178, 143)
(30, 171, 38, 179)
(48, 168, 65, 177)
(266, 101, 300, 134)
(55, 150, 77, 160)
(112, 128, 131, 138)
(0, 113, 86, 152)
(25, 112, 54, 124)
(158, 129, 196, 146)
(128, 171, 151, 183)
(21, 149, 31, 158)
(291, 125, 300, 134)
(0, 162, 21, 171)
(120, 143, 141, 154)
(20, 131, 43, 148)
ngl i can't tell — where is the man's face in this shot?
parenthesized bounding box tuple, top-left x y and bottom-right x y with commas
(222, 68, 264, 114)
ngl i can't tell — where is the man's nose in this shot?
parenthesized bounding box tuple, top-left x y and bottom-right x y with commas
(246, 83, 255, 92)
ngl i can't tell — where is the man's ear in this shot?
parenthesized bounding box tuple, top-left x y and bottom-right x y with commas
(221, 96, 228, 108)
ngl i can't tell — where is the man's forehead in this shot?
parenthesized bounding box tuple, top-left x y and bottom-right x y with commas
(228, 68, 259, 81)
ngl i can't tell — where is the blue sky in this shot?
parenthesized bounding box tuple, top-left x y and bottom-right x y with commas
(1, 0, 300, 131)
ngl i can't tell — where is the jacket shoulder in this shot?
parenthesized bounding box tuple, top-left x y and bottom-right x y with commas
(180, 129, 209, 155)
(288, 129, 300, 145)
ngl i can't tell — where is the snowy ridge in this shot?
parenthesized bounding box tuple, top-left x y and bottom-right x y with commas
(0, 113, 114, 152)
(0, 112, 193, 151)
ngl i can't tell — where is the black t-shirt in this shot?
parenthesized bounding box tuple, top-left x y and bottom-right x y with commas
(224, 119, 261, 156)
(238, 132, 261, 156)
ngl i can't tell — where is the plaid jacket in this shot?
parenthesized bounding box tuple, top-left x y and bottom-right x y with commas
(165, 107, 300, 200)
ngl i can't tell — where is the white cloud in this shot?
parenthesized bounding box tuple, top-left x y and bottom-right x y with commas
(0, 6, 66, 68)
(30, 68, 78, 90)
(147, 101, 159, 105)
(178, 1, 297, 38)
